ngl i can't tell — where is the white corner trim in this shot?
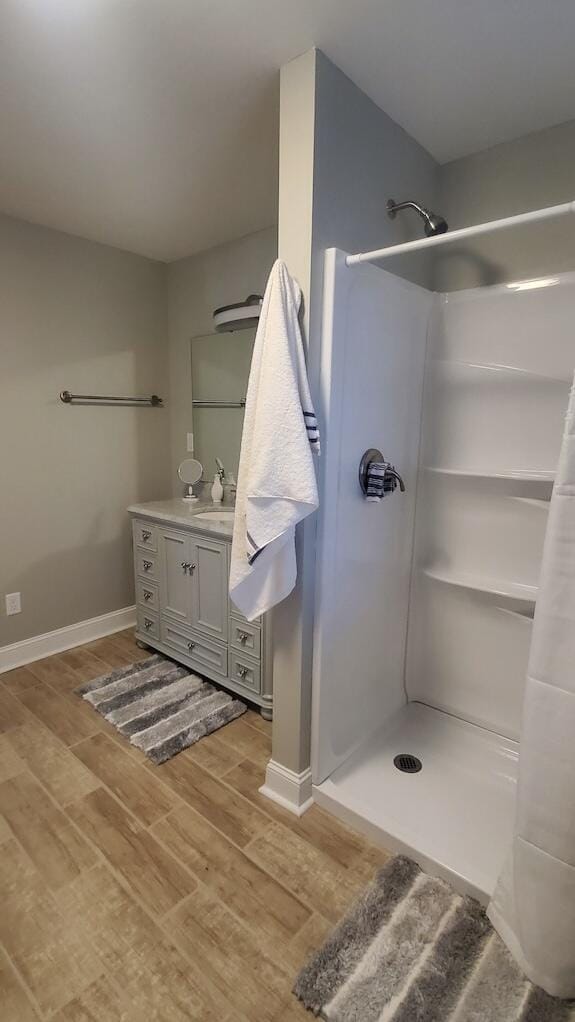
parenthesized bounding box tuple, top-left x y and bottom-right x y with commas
(259, 759, 314, 817)
(0, 605, 137, 674)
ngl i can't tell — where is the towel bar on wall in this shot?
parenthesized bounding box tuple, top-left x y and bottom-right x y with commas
(192, 399, 246, 408)
(60, 391, 163, 406)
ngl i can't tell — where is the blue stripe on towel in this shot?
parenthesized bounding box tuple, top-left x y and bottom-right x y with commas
(366, 460, 386, 500)
(303, 411, 321, 453)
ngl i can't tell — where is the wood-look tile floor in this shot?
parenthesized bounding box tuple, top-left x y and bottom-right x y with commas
(0, 630, 391, 1021)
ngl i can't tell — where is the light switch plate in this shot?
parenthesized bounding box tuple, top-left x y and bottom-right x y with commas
(186, 433, 194, 452)
(6, 592, 21, 615)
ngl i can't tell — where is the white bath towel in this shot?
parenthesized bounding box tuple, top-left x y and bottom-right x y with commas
(488, 375, 575, 999)
(229, 260, 319, 621)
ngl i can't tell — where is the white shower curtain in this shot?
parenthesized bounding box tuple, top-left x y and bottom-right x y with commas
(488, 375, 575, 999)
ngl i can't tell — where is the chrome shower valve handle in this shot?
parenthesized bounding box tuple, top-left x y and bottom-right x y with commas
(384, 464, 405, 493)
(359, 448, 405, 497)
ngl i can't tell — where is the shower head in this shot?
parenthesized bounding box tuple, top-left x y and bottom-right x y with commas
(387, 198, 448, 238)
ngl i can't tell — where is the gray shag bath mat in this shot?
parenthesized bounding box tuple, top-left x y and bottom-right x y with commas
(77, 654, 246, 764)
(294, 855, 575, 1022)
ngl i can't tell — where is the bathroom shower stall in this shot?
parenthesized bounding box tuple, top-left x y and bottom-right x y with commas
(311, 241, 574, 901)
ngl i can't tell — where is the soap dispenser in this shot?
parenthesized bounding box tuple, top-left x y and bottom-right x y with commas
(211, 458, 225, 504)
(211, 473, 224, 504)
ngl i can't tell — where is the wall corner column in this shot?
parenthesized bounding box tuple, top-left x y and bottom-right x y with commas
(263, 49, 318, 813)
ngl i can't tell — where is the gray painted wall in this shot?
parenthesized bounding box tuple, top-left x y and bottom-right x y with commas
(435, 118, 575, 291)
(0, 216, 276, 651)
(0, 214, 169, 645)
(271, 49, 317, 776)
(166, 226, 277, 495)
(312, 50, 439, 294)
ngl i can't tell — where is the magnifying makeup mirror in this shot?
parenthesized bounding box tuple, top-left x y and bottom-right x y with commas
(178, 458, 203, 501)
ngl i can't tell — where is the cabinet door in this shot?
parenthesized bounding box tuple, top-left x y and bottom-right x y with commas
(190, 536, 229, 642)
(159, 529, 192, 624)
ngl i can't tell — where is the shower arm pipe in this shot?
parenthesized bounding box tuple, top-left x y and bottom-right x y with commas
(345, 200, 575, 267)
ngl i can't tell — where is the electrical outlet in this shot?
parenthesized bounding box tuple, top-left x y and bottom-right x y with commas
(6, 592, 21, 616)
(186, 433, 194, 453)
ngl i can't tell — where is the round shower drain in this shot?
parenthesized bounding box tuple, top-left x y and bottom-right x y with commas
(394, 754, 422, 774)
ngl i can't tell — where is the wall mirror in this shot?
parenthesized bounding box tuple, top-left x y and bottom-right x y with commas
(190, 326, 256, 482)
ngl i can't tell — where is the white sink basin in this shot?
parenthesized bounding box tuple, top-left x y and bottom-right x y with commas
(194, 510, 235, 523)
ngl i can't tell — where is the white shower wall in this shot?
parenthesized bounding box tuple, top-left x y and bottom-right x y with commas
(311, 250, 433, 784)
(406, 276, 574, 739)
(312, 253, 574, 894)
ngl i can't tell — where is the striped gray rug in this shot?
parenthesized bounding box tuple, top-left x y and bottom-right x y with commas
(294, 856, 575, 1022)
(77, 654, 246, 764)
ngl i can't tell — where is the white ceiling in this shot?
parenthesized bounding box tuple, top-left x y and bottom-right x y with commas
(1, 0, 575, 261)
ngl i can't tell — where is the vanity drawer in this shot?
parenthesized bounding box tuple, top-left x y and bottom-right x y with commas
(230, 617, 261, 660)
(135, 548, 159, 582)
(137, 607, 159, 640)
(133, 520, 158, 551)
(229, 600, 262, 627)
(136, 578, 159, 612)
(229, 652, 261, 695)
(161, 621, 228, 678)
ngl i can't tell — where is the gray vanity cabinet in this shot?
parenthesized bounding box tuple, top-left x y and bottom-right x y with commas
(159, 529, 190, 624)
(190, 535, 228, 642)
(131, 507, 273, 718)
(159, 529, 228, 641)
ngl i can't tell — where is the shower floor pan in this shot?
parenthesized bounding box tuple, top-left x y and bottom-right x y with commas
(313, 701, 519, 903)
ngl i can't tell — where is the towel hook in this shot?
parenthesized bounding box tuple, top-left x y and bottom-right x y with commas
(359, 448, 406, 496)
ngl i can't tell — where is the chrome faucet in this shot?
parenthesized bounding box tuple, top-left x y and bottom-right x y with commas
(384, 465, 405, 493)
(359, 448, 406, 497)
(215, 457, 238, 504)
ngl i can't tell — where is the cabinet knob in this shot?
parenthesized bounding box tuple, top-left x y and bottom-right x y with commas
(187, 641, 196, 651)
(142, 560, 152, 571)
(237, 665, 248, 679)
(237, 630, 249, 644)
(143, 590, 152, 601)
(141, 530, 151, 541)
(189, 563, 196, 573)
(181, 561, 188, 573)
(144, 618, 153, 630)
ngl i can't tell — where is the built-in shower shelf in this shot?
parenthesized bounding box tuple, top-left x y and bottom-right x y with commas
(430, 359, 571, 385)
(423, 566, 538, 604)
(425, 466, 555, 483)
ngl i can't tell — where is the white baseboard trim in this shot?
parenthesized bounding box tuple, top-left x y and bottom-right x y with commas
(0, 606, 137, 674)
(259, 759, 314, 817)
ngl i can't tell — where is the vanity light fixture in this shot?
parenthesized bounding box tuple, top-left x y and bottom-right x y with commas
(213, 293, 262, 332)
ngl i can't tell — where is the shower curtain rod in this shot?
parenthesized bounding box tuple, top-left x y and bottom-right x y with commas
(345, 200, 575, 267)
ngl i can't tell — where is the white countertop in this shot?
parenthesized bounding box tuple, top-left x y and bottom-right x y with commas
(128, 499, 235, 539)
